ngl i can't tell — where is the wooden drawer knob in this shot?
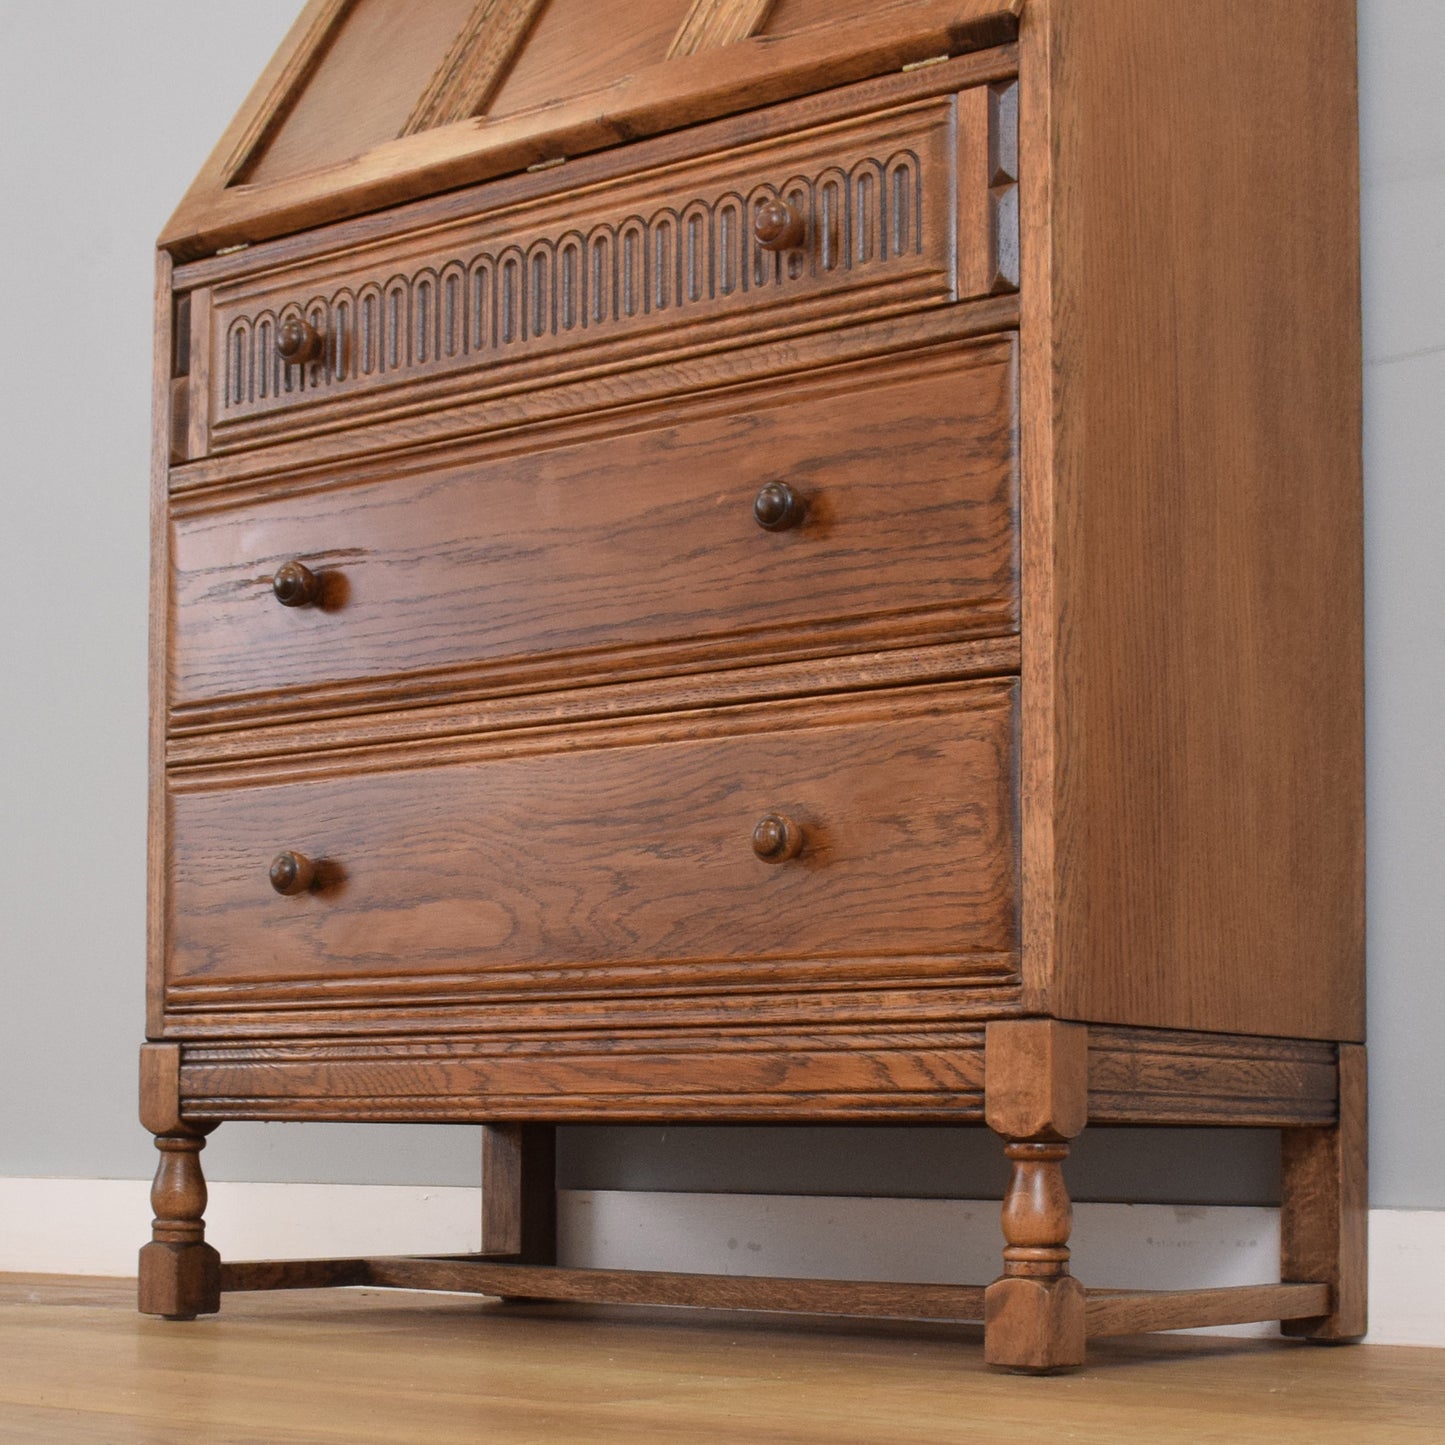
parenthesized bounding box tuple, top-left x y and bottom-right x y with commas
(752, 813, 804, 863)
(754, 481, 806, 531)
(269, 851, 317, 896)
(272, 561, 322, 607)
(277, 316, 324, 365)
(754, 199, 807, 252)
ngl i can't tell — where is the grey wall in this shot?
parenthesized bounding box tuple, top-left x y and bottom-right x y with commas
(0, 1, 1437, 1212)
(1357, 0, 1445, 1209)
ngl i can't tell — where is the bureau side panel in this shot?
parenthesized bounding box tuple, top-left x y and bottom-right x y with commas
(146, 253, 177, 1039)
(1021, 0, 1364, 1039)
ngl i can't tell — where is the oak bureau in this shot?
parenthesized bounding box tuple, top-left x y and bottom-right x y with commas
(140, 0, 1365, 1370)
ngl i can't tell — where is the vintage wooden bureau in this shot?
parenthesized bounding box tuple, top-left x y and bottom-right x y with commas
(140, 0, 1365, 1370)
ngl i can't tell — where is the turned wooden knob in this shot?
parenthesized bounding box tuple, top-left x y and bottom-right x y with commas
(272, 561, 322, 607)
(277, 315, 323, 365)
(269, 851, 317, 896)
(754, 199, 807, 252)
(754, 481, 806, 531)
(752, 813, 804, 863)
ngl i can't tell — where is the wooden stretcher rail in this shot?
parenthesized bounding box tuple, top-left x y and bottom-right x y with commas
(1085, 1284, 1333, 1337)
(218, 1258, 1332, 1337)
(222, 1257, 989, 1320)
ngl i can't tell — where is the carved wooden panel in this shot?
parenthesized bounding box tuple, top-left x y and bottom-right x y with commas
(169, 338, 1017, 730)
(164, 681, 1019, 1014)
(242, 0, 488, 187)
(669, 0, 775, 57)
(201, 95, 996, 457)
(402, 0, 550, 135)
(484, 0, 694, 119)
(220, 0, 355, 186)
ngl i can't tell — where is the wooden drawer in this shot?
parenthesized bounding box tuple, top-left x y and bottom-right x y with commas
(163, 680, 1019, 1019)
(180, 83, 1016, 462)
(169, 337, 1017, 731)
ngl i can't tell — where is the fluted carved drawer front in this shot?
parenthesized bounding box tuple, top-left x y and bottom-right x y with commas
(169, 337, 1017, 730)
(163, 681, 1019, 1018)
(191, 84, 1015, 460)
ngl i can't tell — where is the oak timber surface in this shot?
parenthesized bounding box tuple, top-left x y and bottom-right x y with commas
(165, 681, 1018, 1003)
(1018, 0, 1363, 1041)
(167, 4, 1021, 254)
(170, 343, 1018, 719)
(486, 0, 691, 118)
(1, 1276, 1439, 1444)
(244, 0, 483, 186)
(198, 93, 983, 458)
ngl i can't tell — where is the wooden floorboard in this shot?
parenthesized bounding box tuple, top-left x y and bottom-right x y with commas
(0, 1274, 1440, 1443)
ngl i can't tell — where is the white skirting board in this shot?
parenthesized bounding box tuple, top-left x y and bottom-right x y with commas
(0, 1178, 1439, 1346)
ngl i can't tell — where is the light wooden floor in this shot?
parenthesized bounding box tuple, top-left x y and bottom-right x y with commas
(0, 1275, 1440, 1443)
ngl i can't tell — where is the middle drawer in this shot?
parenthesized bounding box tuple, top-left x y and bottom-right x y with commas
(168, 336, 1017, 731)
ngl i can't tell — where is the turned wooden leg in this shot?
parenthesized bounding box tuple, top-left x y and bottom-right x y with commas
(138, 1042, 220, 1320)
(138, 1130, 221, 1320)
(1281, 1043, 1367, 1341)
(983, 1019, 1089, 1372)
(482, 1124, 557, 1265)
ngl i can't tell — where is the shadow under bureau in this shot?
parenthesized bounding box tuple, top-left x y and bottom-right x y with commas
(141, 0, 1365, 1371)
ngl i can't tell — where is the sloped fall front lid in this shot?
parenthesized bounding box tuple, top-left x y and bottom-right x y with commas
(164, 0, 1021, 259)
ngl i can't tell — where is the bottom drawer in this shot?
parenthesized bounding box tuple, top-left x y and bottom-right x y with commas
(164, 679, 1018, 1016)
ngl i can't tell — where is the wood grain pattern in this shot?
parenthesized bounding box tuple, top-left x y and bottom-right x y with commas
(164, 639, 1021, 766)
(146, 251, 177, 1039)
(955, 81, 1019, 300)
(485, 0, 693, 120)
(178, 288, 211, 464)
(169, 342, 1017, 722)
(402, 0, 548, 136)
(481, 1124, 556, 1263)
(984, 1019, 1087, 1141)
(1017, 0, 1364, 1042)
(1087, 1027, 1339, 1128)
(761, 0, 884, 33)
(669, 0, 775, 57)
(218, 1258, 371, 1291)
(159, 980, 1024, 1045)
(203, 1268, 1329, 1338)
(164, 4, 1022, 258)
(1281, 1043, 1368, 1339)
(206, 99, 975, 455)
(164, 682, 1018, 1008)
(172, 298, 1020, 502)
(218, 0, 358, 186)
(13, 1276, 1442, 1440)
(141, 0, 1366, 1358)
(227, 1258, 991, 1321)
(175, 51, 1016, 294)
(138, 1043, 186, 1136)
(243, 0, 486, 186)
(982, 1019, 1087, 1371)
(137, 1133, 220, 1320)
(177, 1024, 991, 1123)
(1085, 1285, 1332, 1339)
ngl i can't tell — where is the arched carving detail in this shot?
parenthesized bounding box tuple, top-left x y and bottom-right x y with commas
(439, 262, 468, 358)
(219, 147, 932, 411)
(585, 226, 615, 327)
(497, 246, 525, 345)
(524, 239, 556, 341)
(355, 284, 382, 376)
(381, 276, 410, 373)
(556, 232, 585, 332)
